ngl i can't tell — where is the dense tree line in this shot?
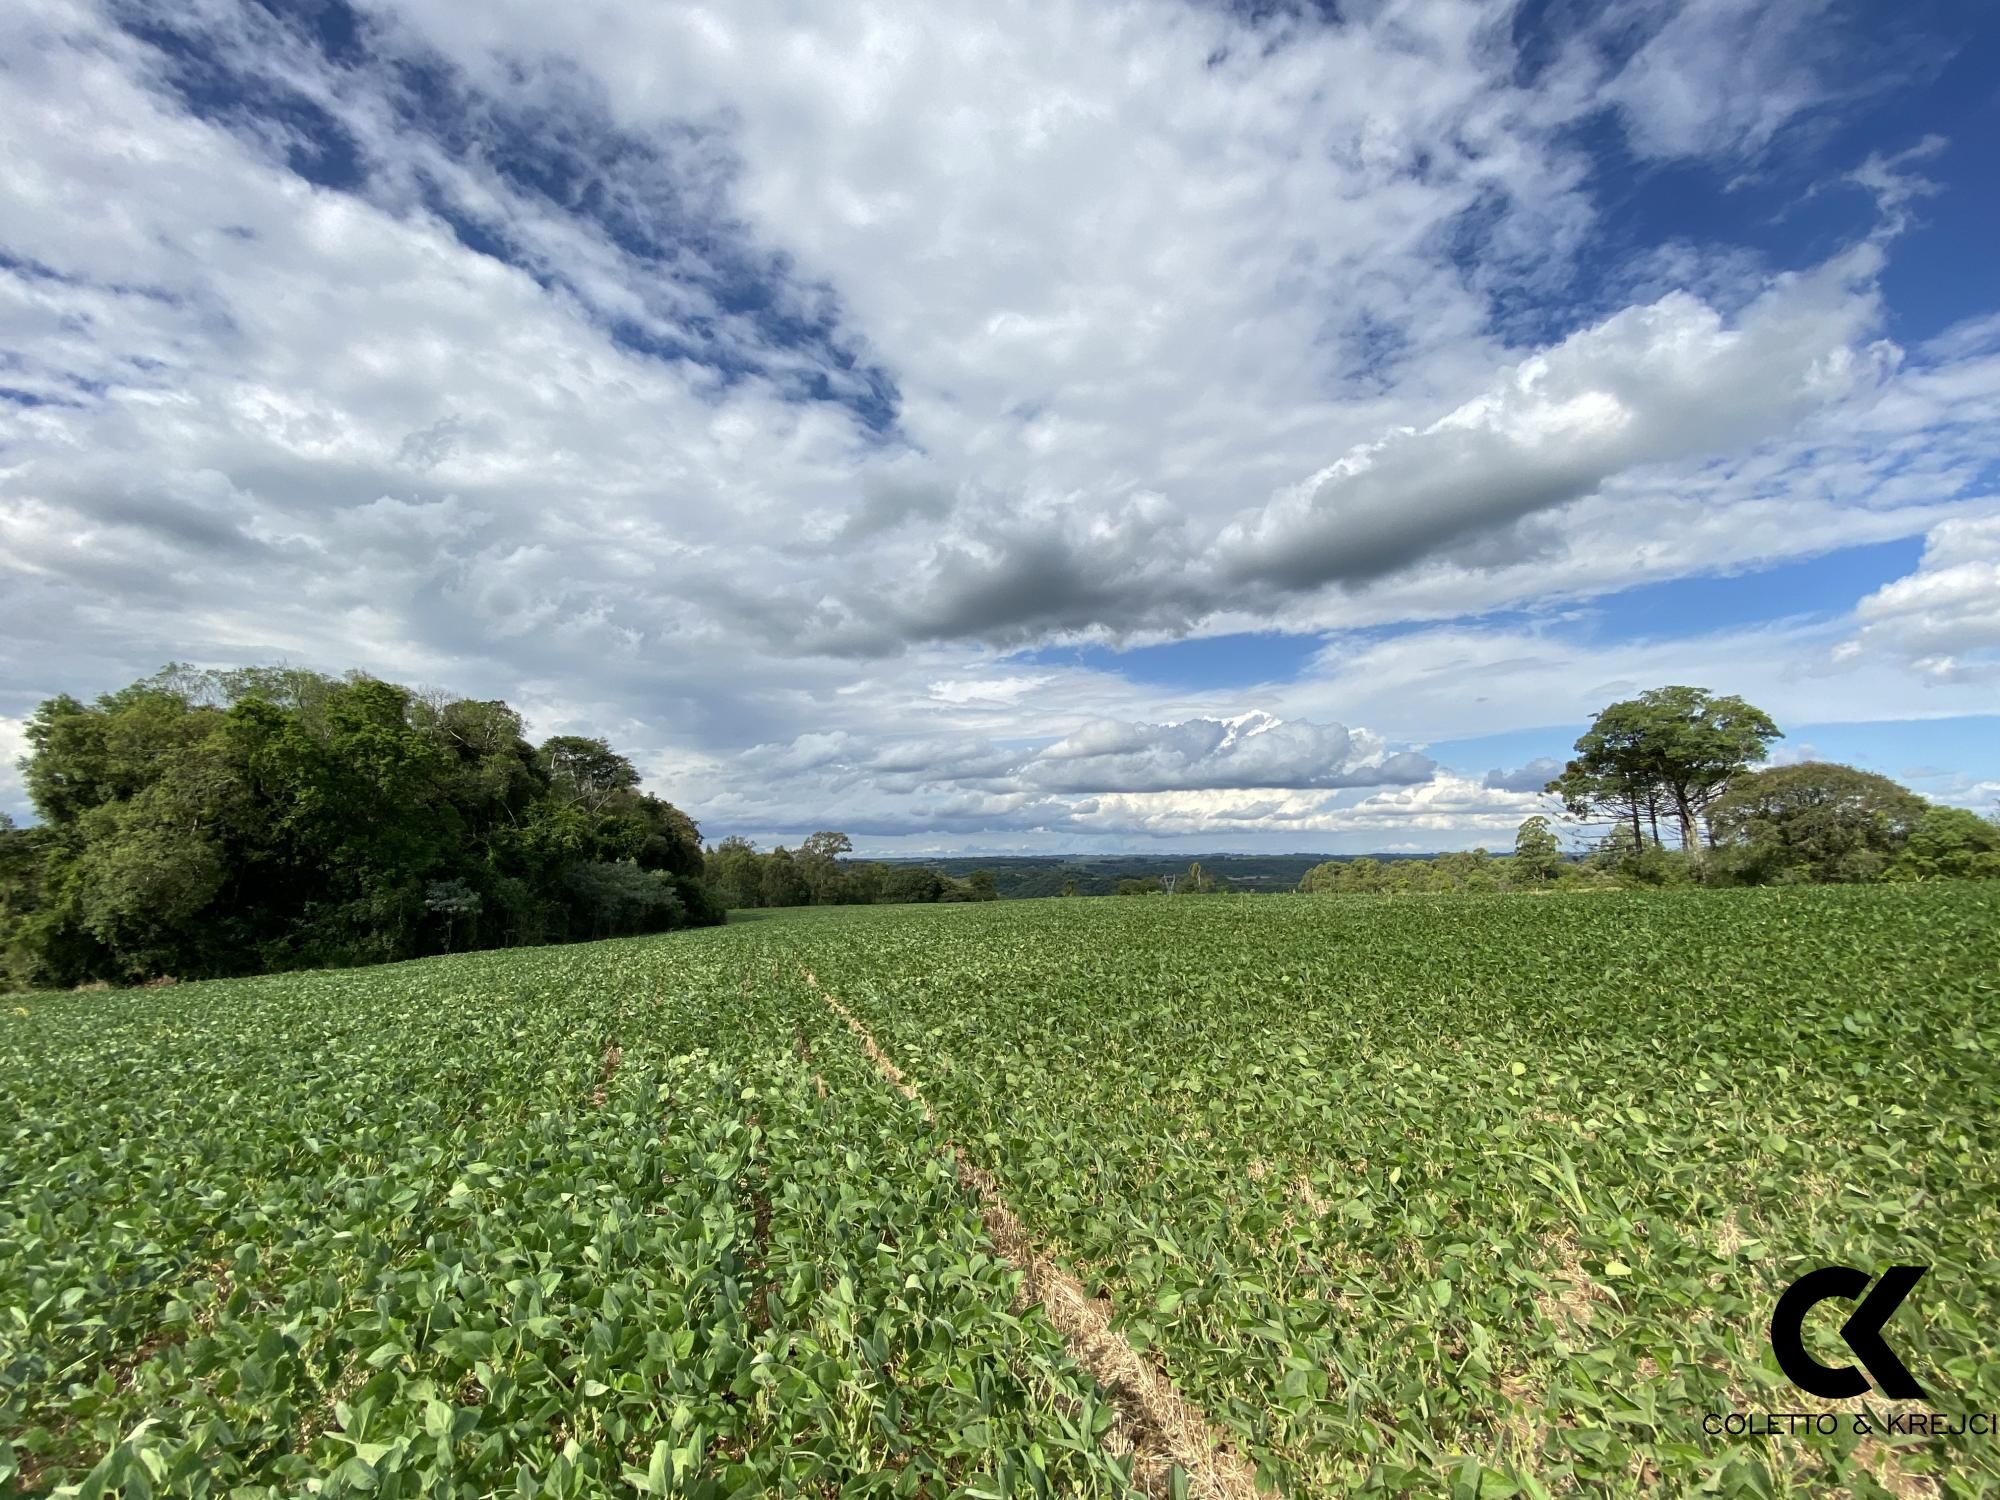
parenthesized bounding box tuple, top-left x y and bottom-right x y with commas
(1301, 787, 1998, 895)
(1109, 860, 1233, 896)
(1301, 687, 2000, 895)
(0, 666, 723, 988)
(1546, 686, 1998, 885)
(703, 832, 999, 909)
(9, 671, 1991, 986)
(701, 843, 1243, 906)
(1300, 847, 1520, 894)
(906, 854, 1331, 898)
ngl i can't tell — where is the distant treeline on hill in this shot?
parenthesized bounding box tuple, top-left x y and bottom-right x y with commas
(0, 665, 725, 989)
(7, 670, 1996, 988)
(703, 833, 1003, 908)
(913, 853, 1345, 898)
(715, 685, 2000, 905)
(701, 845, 1354, 905)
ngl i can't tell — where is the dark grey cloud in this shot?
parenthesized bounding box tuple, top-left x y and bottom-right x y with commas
(765, 262, 1889, 658)
(831, 474, 958, 544)
(1482, 756, 1564, 792)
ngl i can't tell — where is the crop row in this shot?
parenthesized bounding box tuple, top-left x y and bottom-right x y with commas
(783, 886, 2000, 1497)
(8, 884, 1995, 1498)
(1, 938, 1144, 1497)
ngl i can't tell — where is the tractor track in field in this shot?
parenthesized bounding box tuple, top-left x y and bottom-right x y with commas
(799, 966, 1261, 1500)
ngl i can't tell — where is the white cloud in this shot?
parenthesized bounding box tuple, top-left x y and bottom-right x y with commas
(1602, 0, 1837, 161)
(1922, 311, 2000, 365)
(676, 708, 1435, 843)
(1219, 255, 1890, 594)
(1845, 515, 2000, 680)
(1484, 757, 1566, 793)
(0, 717, 27, 812)
(0, 0, 1992, 847)
(1065, 773, 1546, 841)
(1029, 712, 1433, 794)
(1275, 611, 2000, 750)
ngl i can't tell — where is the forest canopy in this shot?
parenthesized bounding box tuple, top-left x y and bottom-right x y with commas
(0, 665, 722, 988)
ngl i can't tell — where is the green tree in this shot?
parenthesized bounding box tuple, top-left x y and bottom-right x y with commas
(73, 790, 228, 976)
(1512, 815, 1562, 884)
(1300, 857, 1378, 893)
(563, 860, 683, 938)
(1551, 687, 1781, 869)
(0, 814, 55, 987)
(845, 861, 888, 905)
(759, 847, 812, 907)
(1431, 849, 1499, 891)
(1639, 687, 1783, 863)
(799, 830, 854, 904)
(1710, 762, 1926, 884)
(705, 837, 764, 909)
(7, 665, 722, 987)
(1546, 719, 1658, 854)
(539, 736, 641, 812)
(1590, 822, 1641, 873)
(883, 865, 947, 903)
(415, 697, 545, 836)
(1889, 804, 2000, 882)
(425, 878, 483, 951)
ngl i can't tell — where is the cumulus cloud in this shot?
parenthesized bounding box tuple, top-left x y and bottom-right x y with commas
(1483, 757, 1566, 793)
(1843, 516, 2000, 680)
(1030, 712, 1434, 794)
(1217, 257, 1889, 596)
(0, 717, 27, 811)
(0, 0, 1991, 846)
(784, 251, 1903, 654)
(683, 709, 1436, 841)
(1061, 773, 1547, 841)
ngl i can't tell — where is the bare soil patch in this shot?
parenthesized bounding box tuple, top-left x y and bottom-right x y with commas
(590, 1040, 622, 1109)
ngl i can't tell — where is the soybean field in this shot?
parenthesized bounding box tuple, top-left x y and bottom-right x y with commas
(4, 885, 1997, 1498)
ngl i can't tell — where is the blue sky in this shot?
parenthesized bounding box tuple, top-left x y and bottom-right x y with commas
(1, 0, 1997, 853)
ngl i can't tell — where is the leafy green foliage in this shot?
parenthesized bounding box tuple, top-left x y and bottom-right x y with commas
(1890, 806, 2000, 882)
(1512, 817, 1562, 885)
(0, 933, 1141, 1497)
(1299, 849, 1512, 894)
(1548, 687, 1782, 861)
(5, 887, 1994, 1497)
(703, 840, 996, 909)
(792, 888, 2000, 1496)
(2, 667, 720, 987)
(1710, 764, 1929, 885)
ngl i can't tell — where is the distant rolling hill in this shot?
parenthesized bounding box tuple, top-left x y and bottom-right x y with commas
(877, 852, 1433, 898)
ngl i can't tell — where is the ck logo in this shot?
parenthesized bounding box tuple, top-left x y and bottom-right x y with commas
(1770, 1265, 1928, 1400)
